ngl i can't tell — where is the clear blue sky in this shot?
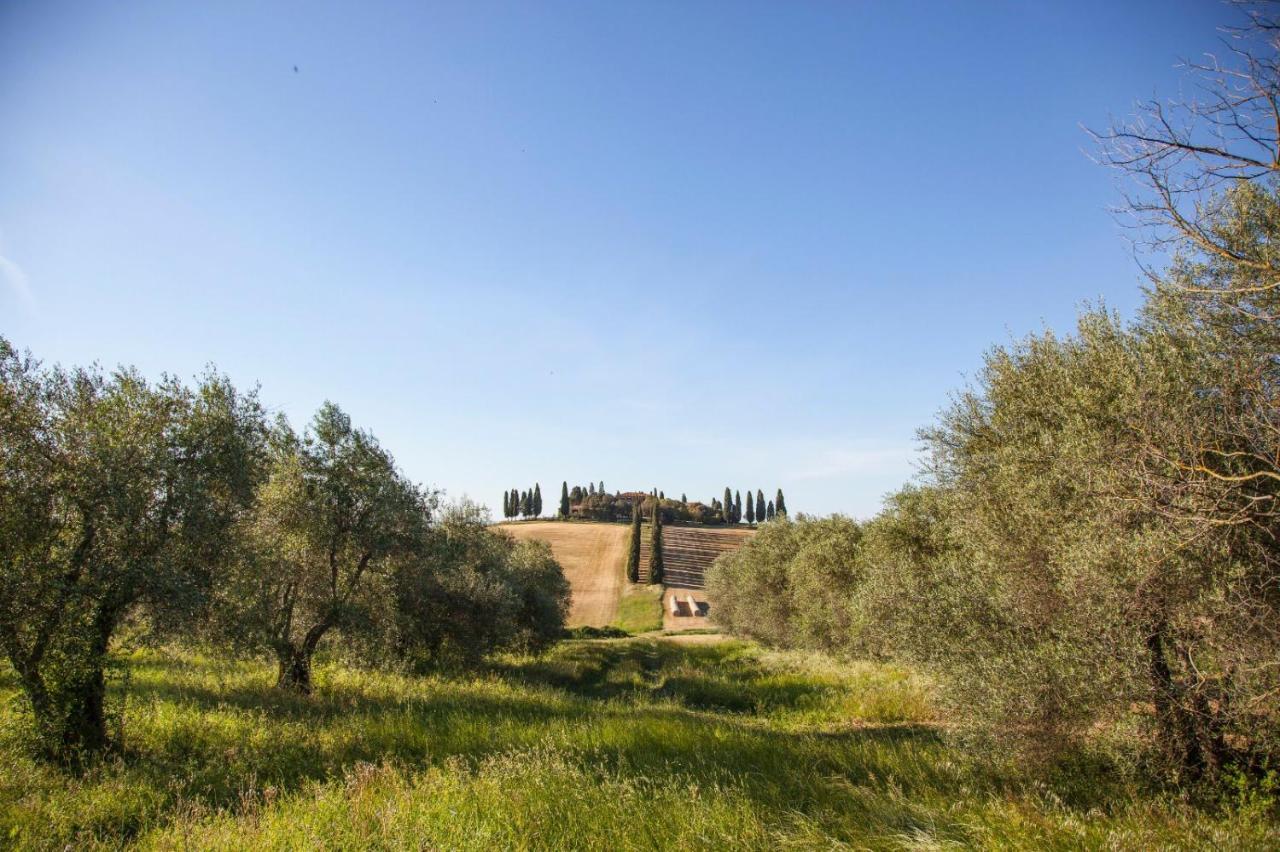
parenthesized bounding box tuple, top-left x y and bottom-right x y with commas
(0, 1, 1224, 517)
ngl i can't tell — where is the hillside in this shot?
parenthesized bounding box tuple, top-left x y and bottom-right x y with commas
(497, 521, 627, 628)
(498, 520, 754, 632)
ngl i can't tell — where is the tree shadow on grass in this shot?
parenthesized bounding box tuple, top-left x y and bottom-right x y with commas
(3, 646, 1069, 848)
(491, 638, 844, 716)
(117, 679, 957, 846)
(113, 644, 951, 793)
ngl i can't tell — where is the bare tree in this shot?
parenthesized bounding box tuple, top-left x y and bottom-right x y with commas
(1093, 2, 1280, 289)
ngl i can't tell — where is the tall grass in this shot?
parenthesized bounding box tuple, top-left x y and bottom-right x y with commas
(0, 640, 1274, 849)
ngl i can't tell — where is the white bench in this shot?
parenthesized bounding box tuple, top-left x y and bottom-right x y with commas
(685, 594, 701, 616)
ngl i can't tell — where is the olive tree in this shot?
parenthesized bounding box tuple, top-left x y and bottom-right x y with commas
(216, 402, 426, 693)
(378, 501, 569, 667)
(0, 340, 264, 759)
(706, 515, 863, 653)
(909, 303, 1280, 779)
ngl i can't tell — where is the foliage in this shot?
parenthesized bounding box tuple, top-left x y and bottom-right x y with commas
(913, 293, 1280, 779)
(210, 403, 426, 694)
(707, 515, 863, 654)
(566, 490, 726, 525)
(1, 343, 573, 760)
(711, 275, 1280, 784)
(0, 339, 265, 760)
(377, 502, 570, 668)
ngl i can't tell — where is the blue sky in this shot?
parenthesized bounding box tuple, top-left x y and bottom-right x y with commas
(0, 1, 1224, 517)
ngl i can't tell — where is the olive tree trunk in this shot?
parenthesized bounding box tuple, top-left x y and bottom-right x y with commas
(275, 621, 331, 694)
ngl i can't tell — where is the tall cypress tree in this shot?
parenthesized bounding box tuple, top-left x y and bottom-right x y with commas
(589, 482, 596, 496)
(746, 490, 756, 524)
(627, 502, 641, 583)
(533, 483, 543, 517)
(521, 490, 531, 517)
(503, 490, 510, 519)
(775, 488, 786, 517)
(733, 490, 742, 524)
(559, 481, 570, 517)
(723, 487, 732, 520)
(649, 502, 664, 584)
(680, 493, 687, 505)
(766, 500, 775, 521)
(599, 481, 605, 495)
(756, 489, 765, 522)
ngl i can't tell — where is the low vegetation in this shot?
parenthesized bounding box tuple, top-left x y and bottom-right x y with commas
(2, 638, 1273, 850)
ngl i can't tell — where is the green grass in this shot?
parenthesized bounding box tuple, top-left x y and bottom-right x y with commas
(0, 640, 1275, 850)
(612, 583, 664, 634)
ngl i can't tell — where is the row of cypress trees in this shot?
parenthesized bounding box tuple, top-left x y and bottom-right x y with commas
(501, 483, 542, 519)
(719, 487, 786, 525)
(626, 503, 642, 582)
(650, 503, 664, 584)
(625, 500, 664, 585)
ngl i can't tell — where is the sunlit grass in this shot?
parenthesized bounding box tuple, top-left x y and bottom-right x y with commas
(612, 583, 663, 634)
(0, 640, 1274, 850)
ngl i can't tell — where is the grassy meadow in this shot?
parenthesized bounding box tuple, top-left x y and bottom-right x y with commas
(1, 638, 1274, 850)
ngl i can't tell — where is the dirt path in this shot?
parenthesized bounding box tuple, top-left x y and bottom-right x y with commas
(654, 631, 728, 645)
(498, 522, 628, 627)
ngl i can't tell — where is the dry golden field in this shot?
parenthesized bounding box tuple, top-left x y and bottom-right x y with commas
(497, 521, 628, 627)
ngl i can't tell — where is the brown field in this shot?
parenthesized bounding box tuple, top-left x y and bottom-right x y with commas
(496, 521, 628, 627)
